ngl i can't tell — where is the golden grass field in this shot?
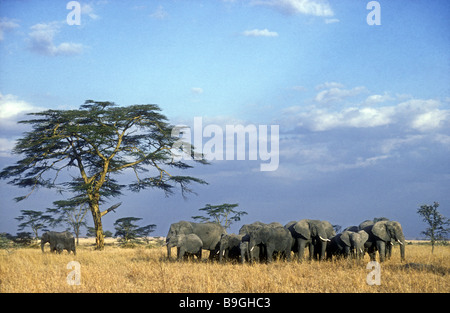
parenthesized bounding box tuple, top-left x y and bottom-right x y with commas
(0, 238, 448, 293)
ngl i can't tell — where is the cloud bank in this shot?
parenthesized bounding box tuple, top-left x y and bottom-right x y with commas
(28, 22, 84, 56)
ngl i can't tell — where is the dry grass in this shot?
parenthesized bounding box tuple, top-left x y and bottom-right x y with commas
(0, 238, 448, 293)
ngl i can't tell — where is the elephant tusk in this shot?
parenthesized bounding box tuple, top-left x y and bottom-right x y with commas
(250, 246, 254, 252)
(319, 236, 330, 242)
(397, 239, 403, 245)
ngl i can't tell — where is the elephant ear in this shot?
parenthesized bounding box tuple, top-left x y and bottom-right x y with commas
(358, 230, 369, 244)
(372, 221, 390, 241)
(293, 219, 311, 240)
(340, 231, 352, 247)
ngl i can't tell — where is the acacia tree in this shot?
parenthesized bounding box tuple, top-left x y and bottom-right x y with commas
(114, 217, 156, 245)
(15, 209, 51, 240)
(417, 202, 449, 253)
(46, 200, 93, 246)
(0, 101, 207, 250)
(192, 203, 247, 230)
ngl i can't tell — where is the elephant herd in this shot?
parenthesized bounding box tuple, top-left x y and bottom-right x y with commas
(165, 218, 406, 263)
(39, 217, 406, 265)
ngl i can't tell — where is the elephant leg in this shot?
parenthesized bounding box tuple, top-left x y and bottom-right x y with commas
(319, 241, 327, 261)
(298, 240, 308, 262)
(344, 246, 350, 258)
(285, 246, 291, 262)
(308, 242, 314, 261)
(376, 240, 386, 263)
(178, 247, 185, 261)
(367, 245, 377, 261)
(386, 243, 392, 260)
(266, 246, 274, 263)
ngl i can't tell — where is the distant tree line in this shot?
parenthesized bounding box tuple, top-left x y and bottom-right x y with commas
(2, 201, 448, 252)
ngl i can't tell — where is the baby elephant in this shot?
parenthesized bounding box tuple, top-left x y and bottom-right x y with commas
(55, 243, 65, 254)
(166, 233, 203, 261)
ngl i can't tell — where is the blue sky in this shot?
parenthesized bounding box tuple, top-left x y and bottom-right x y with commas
(0, 0, 449, 238)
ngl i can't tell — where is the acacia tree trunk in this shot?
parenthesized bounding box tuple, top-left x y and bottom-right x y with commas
(90, 202, 105, 250)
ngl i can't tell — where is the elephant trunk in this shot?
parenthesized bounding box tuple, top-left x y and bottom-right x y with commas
(166, 241, 172, 259)
(399, 239, 405, 262)
(41, 241, 45, 253)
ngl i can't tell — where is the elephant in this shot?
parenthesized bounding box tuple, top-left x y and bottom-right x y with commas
(238, 221, 268, 263)
(166, 233, 203, 261)
(239, 241, 250, 263)
(41, 231, 76, 255)
(327, 230, 368, 260)
(285, 219, 335, 261)
(55, 243, 65, 254)
(248, 224, 292, 263)
(362, 220, 405, 262)
(166, 221, 226, 260)
(219, 234, 243, 263)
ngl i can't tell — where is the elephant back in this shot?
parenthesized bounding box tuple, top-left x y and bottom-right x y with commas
(292, 219, 311, 240)
(192, 222, 226, 251)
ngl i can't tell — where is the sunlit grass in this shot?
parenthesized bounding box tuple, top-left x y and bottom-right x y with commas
(0, 238, 448, 293)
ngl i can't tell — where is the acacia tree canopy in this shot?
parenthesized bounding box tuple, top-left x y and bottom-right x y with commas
(0, 101, 208, 249)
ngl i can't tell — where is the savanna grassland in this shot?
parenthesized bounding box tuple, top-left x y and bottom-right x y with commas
(0, 238, 448, 293)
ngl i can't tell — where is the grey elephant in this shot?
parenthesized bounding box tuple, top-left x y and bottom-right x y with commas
(239, 241, 250, 263)
(239, 221, 267, 263)
(248, 224, 292, 263)
(362, 220, 405, 262)
(219, 234, 243, 263)
(358, 217, 394, 258)
(166, 233, 203, 261)
(285, 219, 335, 261)
(55, 243, 65, 254)
(41, 231, 76, 255)
(166, 221, 226, 260)
(327, 230, 368, 260)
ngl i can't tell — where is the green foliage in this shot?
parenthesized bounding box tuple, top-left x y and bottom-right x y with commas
(417, 202, 450, 253)
(15, 210, 51, 240)
(0, 101, 208, 250)
(113, 217, 156, 246)
(192, 203, 248, 230)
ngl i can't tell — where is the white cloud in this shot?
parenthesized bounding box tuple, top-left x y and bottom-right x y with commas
(0, 137, 16, 157)
(28, 22, 84, 56)
(0, 93, 35, 119)
(0, 18, 19, 41)
(364, 93, 394, 105)
(299, 106, 393, 131)
(281, 83, 450, 133)
(242, 28, 279, 37)
(191, 87, 204, 95)
(411, 109, 449, 131)
(314, 85, 367, 105)
(81, 4, 100, 20)
(252, 0, 334, 17)
(315, 81, 344, 90)
(150, 5, 169, 20)
(0, 93, 42, 157)
(325, 18, 339, 24)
